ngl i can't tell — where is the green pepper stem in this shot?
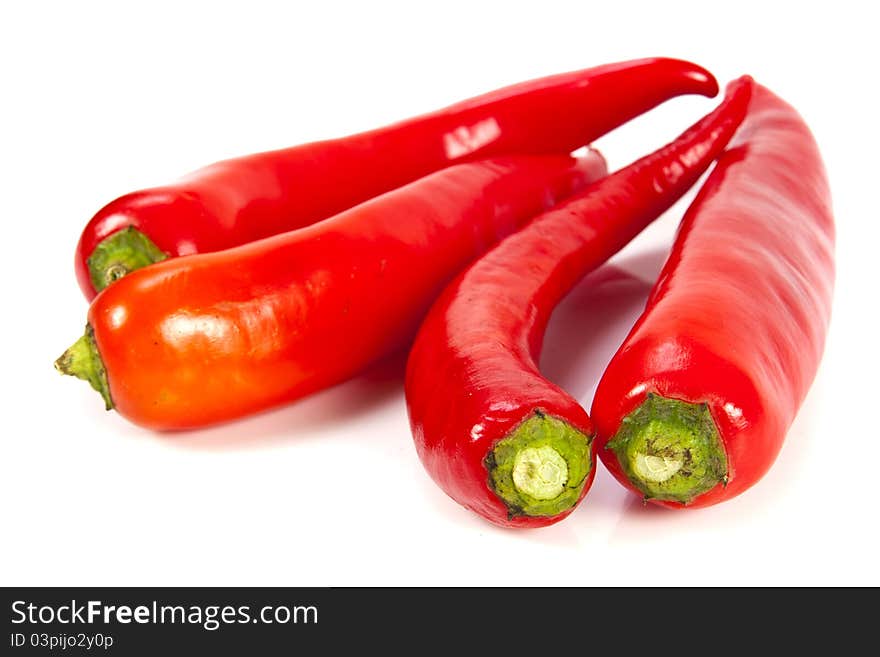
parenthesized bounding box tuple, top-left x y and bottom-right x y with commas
(55, 325, 113, 410)
(606, 393, 728, 504)
(486, 411, 592, 519)
(87, 227, 167, 292)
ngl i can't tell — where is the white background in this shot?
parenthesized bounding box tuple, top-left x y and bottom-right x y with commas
(2, 1, 877, 586)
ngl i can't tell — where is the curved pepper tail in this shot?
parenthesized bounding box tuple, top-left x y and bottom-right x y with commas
(675, 60, 719, 98)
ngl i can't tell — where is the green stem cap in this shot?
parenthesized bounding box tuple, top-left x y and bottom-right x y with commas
(87, 226, 167, 292)
(607, 393, 728, 504)
(485, 411, 592, 519)
(55, 325, 113, 410)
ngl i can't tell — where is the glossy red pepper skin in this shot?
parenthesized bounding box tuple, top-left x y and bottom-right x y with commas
(74, 153, 606, 430)
(405, 79, 752, 528)
(591, 81, 835, 508)
(74, 58, 717, 299)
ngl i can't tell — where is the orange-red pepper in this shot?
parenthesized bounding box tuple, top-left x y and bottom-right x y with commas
(57, 153, 606, 429)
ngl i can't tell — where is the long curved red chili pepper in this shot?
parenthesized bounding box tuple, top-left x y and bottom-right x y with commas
(56, 152, 607, 430)
(590, 80, 834, 508)
(75, 58, 716, 299)
(405, 79, 752, 528)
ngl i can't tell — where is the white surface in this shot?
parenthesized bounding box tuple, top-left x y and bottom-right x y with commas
(1, 1, 877, 586)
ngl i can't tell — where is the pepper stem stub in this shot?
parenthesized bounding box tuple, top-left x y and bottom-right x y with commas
(486, 411, 592, 519)
(606, 393, 727, 504)
(55, 325, 113, 410)
(87, 227, 167, 293)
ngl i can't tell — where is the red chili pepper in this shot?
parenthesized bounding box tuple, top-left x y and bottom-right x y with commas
(590, 79, 835, 508)
(75, 58, 716, 299)
(405, 79, 752, 528)
(56, 152, 607, 430)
